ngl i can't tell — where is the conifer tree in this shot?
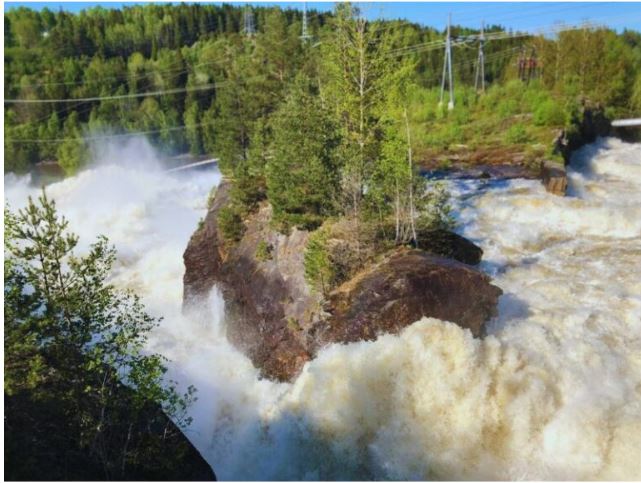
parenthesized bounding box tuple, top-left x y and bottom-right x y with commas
(266, 74, 341, 231)
(4, 193, 196, 480)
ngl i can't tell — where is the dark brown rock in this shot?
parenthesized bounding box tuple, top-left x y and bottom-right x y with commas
(183, 180, 231, 306)
(310, 249, 501, 350)
(183, 188, 502, 382)
(417, 229, 483, 265)
(554, 106, 611, 164)
(541, 161, 568, 196)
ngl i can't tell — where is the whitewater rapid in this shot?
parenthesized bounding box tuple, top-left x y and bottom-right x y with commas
(4, 137, 641, 480)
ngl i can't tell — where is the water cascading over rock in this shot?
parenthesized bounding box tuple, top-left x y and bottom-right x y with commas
(183, 181, 502, 381)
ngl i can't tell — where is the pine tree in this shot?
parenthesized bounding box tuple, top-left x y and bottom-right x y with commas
(57, 112, 87, 175)
(266, 75, 341, 231)
(321, 3, 400, 242)
(4, 193, 196, 480)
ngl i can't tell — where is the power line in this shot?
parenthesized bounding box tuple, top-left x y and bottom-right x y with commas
(5, 120, 218, 144)
(4, 83, 222, 104)
(7, 56, 228, 92)
(385, 12, 640, 60)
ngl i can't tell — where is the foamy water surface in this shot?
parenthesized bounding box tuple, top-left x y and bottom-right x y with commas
(4, 137, 641, 480)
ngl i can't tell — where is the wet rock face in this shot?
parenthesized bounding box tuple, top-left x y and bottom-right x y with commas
(417, 229, 483, 265)
(541, 161, 568, 196)
(183, 185, 502, 382)
(312, 249, 502, 349)
(183, 181, 230, 307)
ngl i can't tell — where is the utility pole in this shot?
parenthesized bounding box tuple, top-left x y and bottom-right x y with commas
(475, 20, 486, 93)
(300, 2, 312, 43)
(518, 45, 526, 81)
(527, 47, 538, 82)
(439, 14, 454, 110)
(243, 5, 255, 38)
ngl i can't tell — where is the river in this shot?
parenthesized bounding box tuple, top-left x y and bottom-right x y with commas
(4, 137, 641, 480)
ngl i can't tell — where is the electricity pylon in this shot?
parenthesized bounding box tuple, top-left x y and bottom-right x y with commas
(243, 5, 255, 37)
(300, 2, 312, 43)
(439, 14, 454, 110)
(475, 20, 486, 93)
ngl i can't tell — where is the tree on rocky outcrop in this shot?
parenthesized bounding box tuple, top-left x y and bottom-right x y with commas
(321, 4, 397, 225)
(266, 74, 341, 231)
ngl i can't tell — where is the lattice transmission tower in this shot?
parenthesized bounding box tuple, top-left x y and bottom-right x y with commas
(300, 2, 312, 43)
(243, 5, 255, 37)
(474, 21, 486, 93)
(439, 14, 455, 110)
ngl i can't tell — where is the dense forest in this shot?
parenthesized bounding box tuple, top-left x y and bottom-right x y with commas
(10, 2, 640, 174)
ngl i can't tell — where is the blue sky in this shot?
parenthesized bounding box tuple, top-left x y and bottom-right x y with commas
(5, 1, 641, 32)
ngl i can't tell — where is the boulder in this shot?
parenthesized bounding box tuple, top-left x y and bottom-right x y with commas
(541, 161, 568, 196)
(311, 248, 502, 351)
(417, 229, 483, 265)
(553, 106, 611, 164)
(183, 187, 502, 382)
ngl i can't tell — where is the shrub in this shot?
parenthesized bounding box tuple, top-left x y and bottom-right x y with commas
(207, 186, 217, 209)
(304, 228, 335, 296)
(521, 83, 550, 112)
(533, 99, 567, 126)
(497, 98, 520, 117)
(426, 123, 462, 149)
(230, 163, 266, 215)
(217, 206, 245, 243)
(505, 123, 531, 144)
(416, 180, 455, 233)
(255, 240, 273, 262)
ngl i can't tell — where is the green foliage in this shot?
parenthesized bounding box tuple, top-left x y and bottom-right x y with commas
(497, 98, 520, 117)
(207, 185, 217, 209)
(416, 181, 455, 233)
(4, 193, 196, 480)
(322, 3, 403, 219)
(230, 161, 267, 215)
(4, 5, 640, 177)
(505, 123, 531, 144)
(255, 240, 273, 262)
(533, 99, 567, 127)
(631, 71, 641, 112)
(183, 102, 203, 155)
(217, 205, 245, 243)
(303, 227, 335, 296)
(4, 116, 39, 173)
(57, 138, 87, 175)
(266, 74, 341, 232)
(57, 112, 88, 175)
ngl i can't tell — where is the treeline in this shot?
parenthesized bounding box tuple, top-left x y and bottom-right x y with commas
(4, 2, 529, 173)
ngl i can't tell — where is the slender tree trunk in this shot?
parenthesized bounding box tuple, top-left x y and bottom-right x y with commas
(404, 108, 417, 245)
(395, 178, 401, 244)
(121, 423, 133, 478)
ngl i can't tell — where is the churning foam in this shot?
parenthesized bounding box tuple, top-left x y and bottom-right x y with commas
(4, 137, 641, 480)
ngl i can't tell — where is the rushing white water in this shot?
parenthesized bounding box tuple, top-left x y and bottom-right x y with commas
(4, 137, 641, 480)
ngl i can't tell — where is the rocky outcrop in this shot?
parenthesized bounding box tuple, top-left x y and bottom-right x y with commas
(183, 183, 502, 382)
(310, 249, 501, 351)
(417, 229, 483, 265)
(540, 161, 568, 196)
(554, 106, 611, 164)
